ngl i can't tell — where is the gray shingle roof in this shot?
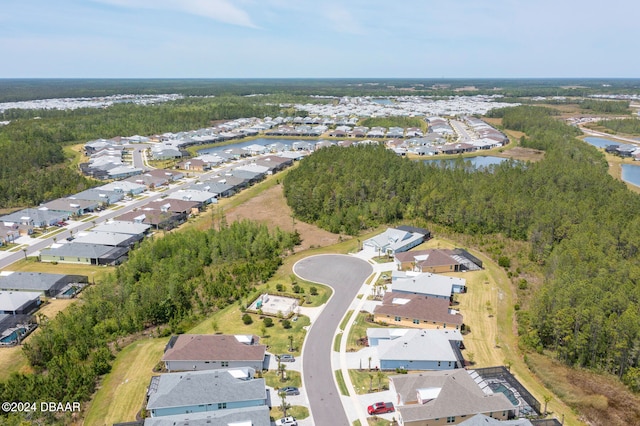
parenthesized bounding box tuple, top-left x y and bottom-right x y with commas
(143, 405, 271, 426)
(146, 368, 266, 410)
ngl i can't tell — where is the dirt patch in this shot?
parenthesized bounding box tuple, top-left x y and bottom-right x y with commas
(224, 183, 342, 251)
(496, 146, 545, 162)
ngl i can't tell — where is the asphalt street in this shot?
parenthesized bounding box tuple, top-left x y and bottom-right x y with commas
(293, 254, 373, 426)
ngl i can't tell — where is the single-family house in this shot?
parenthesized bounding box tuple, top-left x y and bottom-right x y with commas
(0, 291, 41, 315)
(146, 368, 268, 418)
(71, 189, 124, 206)
(146, 199, 203, 216)
(162, 334, 267, 372)
(458, 414, 534, 426)
(0, 208, 67, 228)
(116, 209, 184, 230)
(394, 248, 481, 273)
(362, 227, 427, 256)
(146, 169, 184, 182)
(143, 406, 271, 426)
(40, 198, 98, 217)
(391, 271, 466, 300)
(389, 369, 515, 425)
(72, 231, 142, 248)
(39, 243, 129, 265)
(370, 328, 464, 371)
(98, 181, 147, 196)
(90, 221, 151, 236)
(373, 292, 463, 330)
(0, 271, 88, 297)
(166, 189, 217, 206)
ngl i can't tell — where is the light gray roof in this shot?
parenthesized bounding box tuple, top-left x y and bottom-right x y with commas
(1, 208, 65, 225)
(392, 370, 514, 422)
(458, 414, 533, 426)
(143, 406, 271, 426)
(147, 368, 266, 410)
(39, 243, 122, 259)
(376, 329, 461, 363)
(0, 271, 87, 292)
(98, 181, 147, 193)
(0, 291, 41, 311)
(392, 271, 465, 298)
(91, 221, 150, 235)
(364, 228, 425, 252)
(72, 231, 136, 247)
(40, 198, 97, 212)
(166, 189, 216, 203)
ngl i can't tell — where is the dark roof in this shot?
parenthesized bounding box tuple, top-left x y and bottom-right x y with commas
(375, 292, 463, 325)
(163, 334, 266, 362)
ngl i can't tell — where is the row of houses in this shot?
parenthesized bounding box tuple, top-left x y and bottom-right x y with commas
(82, 139, 144, 180)
(118, 334, 274, 425)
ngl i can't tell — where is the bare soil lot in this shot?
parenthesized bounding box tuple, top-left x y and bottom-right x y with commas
(224, 183, 343, 251)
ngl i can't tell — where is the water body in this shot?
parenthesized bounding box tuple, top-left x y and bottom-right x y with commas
(583, 137, 622, 148)
(423, 156, 511, 170)
(371, 98, 393, 105)
(197, 138, 300, 155)
(621, 164, 640, 187)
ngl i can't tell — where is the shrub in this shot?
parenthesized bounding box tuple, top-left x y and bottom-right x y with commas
(242, 314, 253, 325)
(292, 284, 303, 294)
(310, 286, 318, 296)
(281, 319, 291, 329)
(263, 317, 274, 327)
(276, 283, 284, 292)
(498, 256, 511, 268)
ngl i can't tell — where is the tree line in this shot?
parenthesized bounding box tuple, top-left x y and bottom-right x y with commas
(0, 220, 299, 424)
(283, 106, 640, 388)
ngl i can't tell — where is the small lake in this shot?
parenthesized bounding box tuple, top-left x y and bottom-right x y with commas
(583, 137, 622, 149)
(621, 164, 640, 187)
(423, 156, 511, 169)
(197, 138, 299, 155)
(372, 99, 393, 105)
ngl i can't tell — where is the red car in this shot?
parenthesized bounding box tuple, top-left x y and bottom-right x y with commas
(367, 401, 394, 415)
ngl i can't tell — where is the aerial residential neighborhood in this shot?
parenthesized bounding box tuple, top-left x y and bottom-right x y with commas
(0, 100, 565, 425)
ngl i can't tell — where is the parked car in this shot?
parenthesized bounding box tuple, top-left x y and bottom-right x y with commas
(275, 416, 297, 426)
(279, 386, 300, 396)
(278, 354, 295, 362)
(367, 401, 395, 415)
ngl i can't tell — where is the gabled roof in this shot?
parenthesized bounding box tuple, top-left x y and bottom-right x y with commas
(0, 272, 87, 292)
(391, 370, 513, 422)
(375, 328, 463, 363)
(146, 368, 266, 410)
(163, 334, 266, 362)
(392, 271, 465, 298)
(374, 292, 463, 326)
(91, 221, 151, 235)
(0, 291, 41, 311)
(39, 243, 127, 260)
(143, 405, 271, 426)
(395, 249, 461, 270)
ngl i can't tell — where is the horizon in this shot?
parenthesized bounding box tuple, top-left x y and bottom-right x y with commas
(2, 0, 639, 79)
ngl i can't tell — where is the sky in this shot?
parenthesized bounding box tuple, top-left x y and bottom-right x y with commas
(1, 0, 639, 79)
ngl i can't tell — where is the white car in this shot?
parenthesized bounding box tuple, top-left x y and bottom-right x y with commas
(275, 416, 297, 426)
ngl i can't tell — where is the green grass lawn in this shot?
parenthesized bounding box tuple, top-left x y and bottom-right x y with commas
(347, 312, 387, 352)
(84, 337, 169, 425)
(270, 405, 310, 421)
(263, 369, 302, 390)
(335, 370, 349, 396)
(349, 369, 390, 395)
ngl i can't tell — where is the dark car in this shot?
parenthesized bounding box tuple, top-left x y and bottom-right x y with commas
(367, 401, 394, 415)
(279, 386, 300, 396)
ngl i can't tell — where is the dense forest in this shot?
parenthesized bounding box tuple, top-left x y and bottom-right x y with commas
(579, 99, 631, 114)
(2, 78, 640, 103)
(598, 117, 640, 135)
(0, 220, 299, 424)
(0, 96, 285, 208)
(283, 106, 640, 389)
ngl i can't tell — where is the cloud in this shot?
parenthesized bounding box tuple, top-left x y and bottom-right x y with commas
(322, 4, 366, 35)
(93, 0, 258, 28)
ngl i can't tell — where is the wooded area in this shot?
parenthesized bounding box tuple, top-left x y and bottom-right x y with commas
(283, 106, 640, 390)
(0, 220, 299, 424)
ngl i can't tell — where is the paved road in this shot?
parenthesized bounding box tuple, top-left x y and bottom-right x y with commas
(293, 255, 373, 426)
